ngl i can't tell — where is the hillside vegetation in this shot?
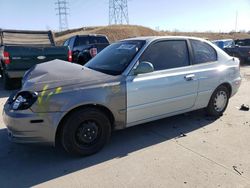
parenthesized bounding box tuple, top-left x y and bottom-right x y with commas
(55, 25, 250, 45)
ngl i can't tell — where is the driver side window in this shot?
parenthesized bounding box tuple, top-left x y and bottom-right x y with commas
(139, 40, 190, 71)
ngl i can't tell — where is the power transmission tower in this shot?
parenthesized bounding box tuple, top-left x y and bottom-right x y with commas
(55, 0, 69, 31)
(109, 0, 129, 25)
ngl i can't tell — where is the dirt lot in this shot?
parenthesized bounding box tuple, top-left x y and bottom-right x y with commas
(0, 66, 250, 188)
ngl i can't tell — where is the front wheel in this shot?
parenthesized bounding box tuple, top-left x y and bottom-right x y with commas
(206, 85, 230, 117)
(61, 108, 111, 156)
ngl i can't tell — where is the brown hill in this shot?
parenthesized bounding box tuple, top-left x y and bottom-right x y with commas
(55, 25, 250, 45)
(55, 25, 162, 45)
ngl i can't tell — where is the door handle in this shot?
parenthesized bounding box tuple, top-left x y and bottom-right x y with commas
(184, 74, 195, 81)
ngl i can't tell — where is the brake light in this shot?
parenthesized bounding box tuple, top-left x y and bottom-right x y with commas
(3, 51, 10, 64)
(90, 48, 97, 58)
(68, 50, 73, 62)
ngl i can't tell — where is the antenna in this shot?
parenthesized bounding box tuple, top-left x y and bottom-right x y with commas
(55, 0, 69, 31)
(109, 0, 129, 25)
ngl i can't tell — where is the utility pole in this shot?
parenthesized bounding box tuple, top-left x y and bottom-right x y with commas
(109, 0, 129, 25)
(55, 0, 69, 31)
(235, 11, 238, 32)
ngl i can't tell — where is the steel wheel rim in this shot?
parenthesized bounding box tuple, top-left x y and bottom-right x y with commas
(75, 120, 100, 146)
(214, 91, 228, 112)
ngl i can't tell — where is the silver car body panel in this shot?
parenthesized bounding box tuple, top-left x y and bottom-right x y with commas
(3, 36, 241, 145)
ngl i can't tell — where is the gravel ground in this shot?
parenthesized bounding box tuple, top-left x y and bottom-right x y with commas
(0, 66, 250, 188)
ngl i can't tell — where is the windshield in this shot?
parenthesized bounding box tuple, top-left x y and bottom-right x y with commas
(85, 40, 146, 75)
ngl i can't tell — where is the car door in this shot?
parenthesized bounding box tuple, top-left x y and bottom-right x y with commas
(188, 39, 221, 109)
(126, 40, 199, 126)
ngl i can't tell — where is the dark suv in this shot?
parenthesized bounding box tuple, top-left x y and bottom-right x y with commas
(224, 38, 250, 63)
(63, 35, 110, 65)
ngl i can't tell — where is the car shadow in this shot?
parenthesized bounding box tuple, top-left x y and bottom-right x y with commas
(0, 110, 217, 187)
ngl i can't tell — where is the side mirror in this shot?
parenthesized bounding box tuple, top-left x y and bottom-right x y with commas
(133, 61, 154, 75)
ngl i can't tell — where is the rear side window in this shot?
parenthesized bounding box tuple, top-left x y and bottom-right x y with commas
(139, 40, 190, 71)
(191, 40, 217, 64)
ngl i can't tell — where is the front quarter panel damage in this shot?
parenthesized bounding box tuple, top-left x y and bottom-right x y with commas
(30, 77, 127, 130)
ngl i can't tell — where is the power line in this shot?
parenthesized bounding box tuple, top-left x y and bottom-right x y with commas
(109, 0, 129, 25)
(55, 0, 69, 31)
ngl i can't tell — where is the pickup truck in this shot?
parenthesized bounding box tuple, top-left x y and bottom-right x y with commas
(0, 29, 71, 89)
(63, 35, 110, 65)
(224, 38, 250, 63)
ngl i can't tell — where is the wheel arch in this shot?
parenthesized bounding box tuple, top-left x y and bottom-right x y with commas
(55, 104, 115, 146)
(218, 82, 232, 97)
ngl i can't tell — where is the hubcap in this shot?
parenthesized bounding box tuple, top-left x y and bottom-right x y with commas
(214, 91, 227, 112)
(76, 121, 99, 145)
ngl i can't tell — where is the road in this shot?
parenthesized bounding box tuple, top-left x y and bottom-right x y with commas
(0, 66, 250, 188)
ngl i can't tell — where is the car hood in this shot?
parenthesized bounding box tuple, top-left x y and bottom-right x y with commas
(22, 59, 117, 92)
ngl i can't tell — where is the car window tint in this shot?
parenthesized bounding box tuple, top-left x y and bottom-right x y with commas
(139, 40, 190, 71)
(90, 37, 108, 44)
(86, 40, 145, 75)
(235, 39, 250, 46)
(191, 40, 217, 64)
(76, 36, 90, 46)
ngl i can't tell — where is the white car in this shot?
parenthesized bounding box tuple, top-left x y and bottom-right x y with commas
(3, 36, 242, 156)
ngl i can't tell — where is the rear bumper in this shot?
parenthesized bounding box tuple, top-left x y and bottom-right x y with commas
(231, 77, 242, 97)
(3, 103, 63, 145)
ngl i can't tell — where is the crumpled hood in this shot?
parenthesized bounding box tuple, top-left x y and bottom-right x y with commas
(22, 59, 115, 92)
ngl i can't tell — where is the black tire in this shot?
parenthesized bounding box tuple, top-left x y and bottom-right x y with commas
(206, 85, 230, 117)
(2, 70, 13, 90)
(61, 108, 111, 156)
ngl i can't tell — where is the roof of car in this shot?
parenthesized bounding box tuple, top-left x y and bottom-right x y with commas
(212, 39, 234, 42)
(77, 34, 107, 37)
(122, 36, 210, 43)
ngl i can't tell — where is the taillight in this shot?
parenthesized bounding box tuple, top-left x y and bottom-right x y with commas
(3, 51, 10, 64)
(90, 48, 97, 58)
(68, 50, 73, 62)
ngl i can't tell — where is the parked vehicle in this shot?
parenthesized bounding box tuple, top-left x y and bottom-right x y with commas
(3, 36, 241, 156)
(0, 29, 71, 89)
(224, 38, 250, 63)
(63, 34, 110, 65)
(212, 39, 234, 49)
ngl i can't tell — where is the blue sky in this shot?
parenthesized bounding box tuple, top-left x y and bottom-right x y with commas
(1, 0, 250, 32)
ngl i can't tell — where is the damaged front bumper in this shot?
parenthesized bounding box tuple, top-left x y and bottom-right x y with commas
(3, 102, 63, 145)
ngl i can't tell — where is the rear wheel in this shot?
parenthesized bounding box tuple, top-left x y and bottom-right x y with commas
(61, 108, 111, 156)
(206, 85, 230, 117)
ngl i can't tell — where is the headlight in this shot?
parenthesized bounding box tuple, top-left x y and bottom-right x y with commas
(12, 91, 38, 110)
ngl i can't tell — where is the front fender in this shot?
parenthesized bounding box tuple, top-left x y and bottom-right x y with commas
(30, 82, 127, 129)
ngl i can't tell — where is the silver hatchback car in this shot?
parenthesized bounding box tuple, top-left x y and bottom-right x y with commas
(3, 36, 241, 156)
